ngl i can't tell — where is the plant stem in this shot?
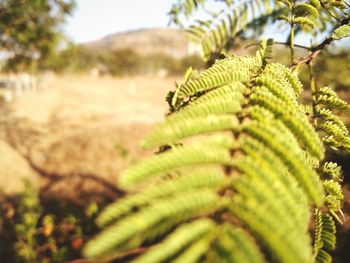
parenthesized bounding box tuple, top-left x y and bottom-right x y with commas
(290, 22, 295, 65)
(308, 61, 318, 127)
(274, 41, 310, 50)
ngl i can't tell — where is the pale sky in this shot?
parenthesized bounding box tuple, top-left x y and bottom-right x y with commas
(65, 0, 175, 43)
(65, 1, 347, 46)
(64, 1, 309, 45)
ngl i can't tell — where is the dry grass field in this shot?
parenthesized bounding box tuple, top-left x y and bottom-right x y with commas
(0, 74, 178, 202)
(1, 75, 350, 262)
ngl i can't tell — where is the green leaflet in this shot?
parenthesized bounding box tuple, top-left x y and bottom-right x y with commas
(84, 190, 224, 258)
(315, 86, 350, 152)
(192, 82, 246, 104)
(142, 91, 244, 148)
(172, 232, 215, 263)
(215, 224, 266, 263)
(332, 24, 350, 40)
(322, 161, 342, 181)
(178, 70, 252, 97)
(120, 135, 235, 188)
(179, 56, 260, 96)
(231, 152, 313, 262)
(313, 210, 336, 263)
(239, 137, 310, 208)
(233, 160, 305, 230)
(321, 121, 350, 151)
(278, 0, 292, 9)
(96, 168, 228, 227)
(257, 63, 302, 97)
(242, 120, 324, 205)
(201, 56, 261, 78)
(142, 114, 239, 148)
(323, 179, 343, 213)
(310, 0, 321, 9)
(318, 108, 348, 135)
(294, 16, 316, 30)
(132, 219, 215, 263)
(316, 86, 350, 113)
(256, 38, 274, 63)
(250, 88, 324, 159)
(230, 196, 312, 263)
(234, 153, 309, 229)
(295, 3, 319, 18)
(170, 0, 205, 19)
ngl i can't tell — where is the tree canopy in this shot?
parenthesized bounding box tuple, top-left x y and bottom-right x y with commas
(0, 0, 76, 71)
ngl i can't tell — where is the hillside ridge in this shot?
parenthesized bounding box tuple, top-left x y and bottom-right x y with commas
(82, 28, 193, 58)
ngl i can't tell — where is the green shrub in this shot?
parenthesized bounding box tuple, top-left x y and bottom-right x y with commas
(0, 181, 101, 263)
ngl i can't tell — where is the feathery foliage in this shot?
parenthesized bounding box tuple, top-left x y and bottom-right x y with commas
(332, 24, 350, 40)
(315, 86, 350, 152)
(0, 0, 76, 71)
(82, 1, 350, 262)
(313, 210, 336, 263)
(183, 0, 284, 60)
(170, 0, 350, 61)
(83, 40, 332, 262)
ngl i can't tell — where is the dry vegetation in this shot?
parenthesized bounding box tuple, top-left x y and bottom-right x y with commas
(0, 74, 177, 202)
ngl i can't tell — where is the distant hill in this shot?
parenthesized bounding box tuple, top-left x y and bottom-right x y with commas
(82, 28, 194, 58)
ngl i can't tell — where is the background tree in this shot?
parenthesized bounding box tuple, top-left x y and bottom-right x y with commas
(0, 0, 76, 72)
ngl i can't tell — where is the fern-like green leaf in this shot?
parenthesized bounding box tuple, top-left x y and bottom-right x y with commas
(316, 86, 350, 113)
(294, 16, 316, 30)
(141, 114, 239, 148)
(313, 210, 336, 263)
(132, 219, 215, 263)
(84, 190, 225, 258)
(256, 38, 274, 63)
(322, 161, 342, 182)
(323, 179, 344, 213)
(84, 51, 327, 263)
(214, 224, 266, 263)
(178, 70, 251, 97)
(120, 135, 235, 188)
(230, 195, 312, 263)
(97, 168, 228, 227)
(332, 24, 350, 39)
(295, 3, 319, 18)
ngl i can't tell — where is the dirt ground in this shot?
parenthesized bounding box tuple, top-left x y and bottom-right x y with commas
(1, 73, 350, 261)
(0, 74, 177, 201)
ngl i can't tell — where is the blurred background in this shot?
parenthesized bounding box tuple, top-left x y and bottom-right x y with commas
(0, 0, 349, 262)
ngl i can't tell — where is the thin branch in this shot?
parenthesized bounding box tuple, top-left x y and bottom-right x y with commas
(290, 22, 295, 64)
(273, 41, 311, 50)
(308, 61, 318, 128)
(245, 41, 310, 50)
(291, 16, 350, 68)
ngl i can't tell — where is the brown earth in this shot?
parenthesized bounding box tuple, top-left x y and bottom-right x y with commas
(1, 73, 350, 261)
(0, 74, 178, 203)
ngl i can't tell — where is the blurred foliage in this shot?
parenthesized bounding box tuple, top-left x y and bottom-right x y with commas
(294, 49, 350, 92)
(313, 50, 350, 91)
(40, 44, 99, 73)
(0, 181, 101, 263)
(46, 45, 206, 76)
(0, 0, 76, 72)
